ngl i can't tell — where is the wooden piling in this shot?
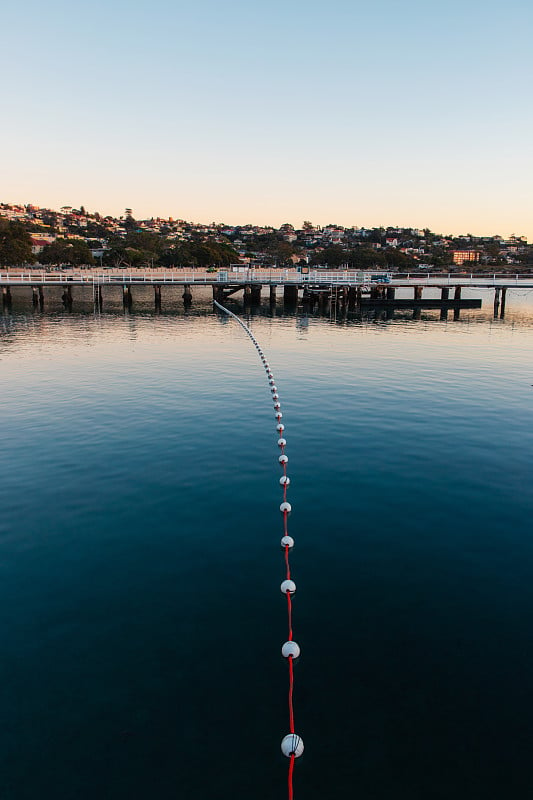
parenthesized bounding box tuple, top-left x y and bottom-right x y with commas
(414, 286, 423, 300)
(441, 287, 449, 300)
(154, 285, 162, 310)
(493, 287, 501, 317)
(2, 287, 12, 308)
(386, 286, 396, 300)
(283, 285, 298, 303)
(500, 287, 507, 318)
(251, 284, 262, 304)
(269, 285, 277, 303)
(182, 284, 192, 305)
(95, 285, 103, 309)
(122, 285, 131, 309)
(454, 286, 462, 300)
(32, 286, 39, 306)
(62, 285, 73, 308)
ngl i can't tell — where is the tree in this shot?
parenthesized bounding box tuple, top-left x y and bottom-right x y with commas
(0, 220, 34, 265)
(169, 239, 241, 268)
(384, 248, 416, 271)
(124, 209, 137, 232)
(39, 238, 94, 266)
(310, 246, 346, 267)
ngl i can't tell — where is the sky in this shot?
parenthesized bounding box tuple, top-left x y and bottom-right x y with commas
(2, 0, 532, 237)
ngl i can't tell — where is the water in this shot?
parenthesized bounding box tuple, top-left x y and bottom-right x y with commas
(1, 289, 533, 798)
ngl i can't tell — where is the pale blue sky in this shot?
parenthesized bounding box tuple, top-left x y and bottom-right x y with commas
(2, 0, 532, 236)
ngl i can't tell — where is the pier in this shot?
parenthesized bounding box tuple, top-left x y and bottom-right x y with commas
(1, 269, 531, 317)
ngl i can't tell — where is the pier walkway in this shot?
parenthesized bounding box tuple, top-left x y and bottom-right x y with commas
(1, 269, 531, 317)
(1, 268, 533, 288)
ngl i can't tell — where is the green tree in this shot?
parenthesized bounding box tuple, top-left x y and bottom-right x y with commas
(0, 220, 35, 265)
(39, 238, 94, 266)
(384, 248, 416, 271)
(310, 246, 346, 267)
(170, 239, 241, 268)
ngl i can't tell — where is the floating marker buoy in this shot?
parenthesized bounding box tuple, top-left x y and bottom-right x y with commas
(277, 423, 285, 432)
(280, 579, 296, 594)
(281, 535, 294, 549)
(280, 501, 292, 513)
(270, 385, 277, 392)
(276, 412, 283, 419)
(278, 437, 287, 447)
(282, 641, 300, 658)
(280, 475, 290, 486)
(274, 402, 281, 410)
(272, 393, 279, 400)
(281, 734, 304, 758)
(279, 455, 288, 464)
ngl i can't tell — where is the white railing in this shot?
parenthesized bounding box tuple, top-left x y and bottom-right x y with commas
(1, 270, 533, 287)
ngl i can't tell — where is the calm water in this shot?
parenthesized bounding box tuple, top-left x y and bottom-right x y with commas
(1, 288, 533, 799)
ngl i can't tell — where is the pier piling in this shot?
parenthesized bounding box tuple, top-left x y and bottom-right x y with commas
(182, 284, 192, 305)
(494, 287, 501, 318)
(122, 285, 131, 310)
(62, 285, 73, 309)
(2, 287, 12, 309)
(283, 285, 298, 304)
(500, 287, 507, 318)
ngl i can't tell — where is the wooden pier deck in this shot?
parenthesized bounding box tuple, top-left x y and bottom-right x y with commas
(1, 269, 531, 317)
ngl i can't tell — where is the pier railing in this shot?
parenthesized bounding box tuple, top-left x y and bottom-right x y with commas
(1, 270, 533, 287)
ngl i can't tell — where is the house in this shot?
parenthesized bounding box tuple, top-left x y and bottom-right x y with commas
(452, 250, 480, 265)
(30, 234, 56, 255)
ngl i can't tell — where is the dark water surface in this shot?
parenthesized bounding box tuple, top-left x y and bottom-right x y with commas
(1, 290, 533, 799)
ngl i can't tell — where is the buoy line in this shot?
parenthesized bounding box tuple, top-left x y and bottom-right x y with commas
(214, 300, 303, 799)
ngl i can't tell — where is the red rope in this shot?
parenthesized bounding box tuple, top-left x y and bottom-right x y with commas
(288, 654, 295, 732)
(288, 754, 295, 800)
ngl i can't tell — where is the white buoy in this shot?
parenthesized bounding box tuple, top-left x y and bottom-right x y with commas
(281, 535, 294, 549)
(278, 437, 287, 447)
(280, 501, 292, 513)
(270, 385, 277, 393)
(280, 579, 296, 594)
(276, 423, 285, 432)
(279, 454, 288, 464)
(281, 734, 304, 758)
(280, 475, 290, 486)
(276, 411, 283, 419)
(282, 641, 300, 659)
(274, 401, 281, 410)
(272, 393, 279, 400)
